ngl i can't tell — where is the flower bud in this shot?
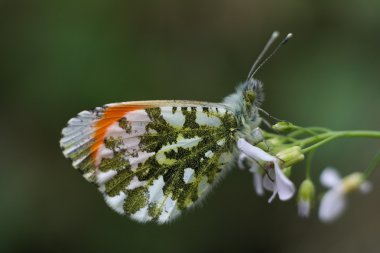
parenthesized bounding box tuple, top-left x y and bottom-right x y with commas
(256, 138, 283, 154)
(297, 179, 315, 218)
(282, 167, 292, 177)
(266, 138, 282, 146)
(342, 172, 366, 193)
(276, 146, 304, 167)
(272, 122, 296, 132)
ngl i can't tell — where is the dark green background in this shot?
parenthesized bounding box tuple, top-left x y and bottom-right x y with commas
(1, 1, 380, 252)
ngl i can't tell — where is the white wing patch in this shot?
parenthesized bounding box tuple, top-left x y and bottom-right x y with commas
(158, 195, 180, 224)
(130, 206, 151, 223)
(217, 138, 226, 146)
(161, 106, 186, 127)
(105, 192, 127, 214)
(96, 170, 117, 184)
(148, 176, 165, 203)
(195, 110, 222, 126)
(205, 150, 214, 158)
(127, 176, 147, 190)
(183, 168, 195, 184)
(125, 109, 151, 122)
(156, 135, 202, 165)
(128, 151, 155, 169)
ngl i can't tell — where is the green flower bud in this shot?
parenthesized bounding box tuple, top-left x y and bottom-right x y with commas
(266, 138, 282, 146)
(276, 146, 305, 167)
(298, 179, 315, 202)
(298, 179, 315, 218)
(272, 122, 296, 132)
(283, 167, 292, 177)
(342, 172, 366, 193)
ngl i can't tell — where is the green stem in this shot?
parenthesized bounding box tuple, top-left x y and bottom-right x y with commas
(335, 130, 380, 138)
(263, 131, 297, 143)
(363, 149, 380, 179)
(307, 127, 331, 133)
(305, 150, 315, 179)
(301, 134, 338, 153)
(288, 126, 329, 138)
(288, 128, 309, 138)
(301, 130, 380, 154)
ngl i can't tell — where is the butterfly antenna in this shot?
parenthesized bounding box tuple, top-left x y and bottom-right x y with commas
(246, 31, 280, 81)
(258, 108, 284, 123)
(249, 33, 293, 79)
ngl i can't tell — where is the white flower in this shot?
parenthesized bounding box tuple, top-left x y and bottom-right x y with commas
(238, 153, 249, 170)
(237, 138, 296, 202)
(238, 153, 264, 196)
(297, 179, 315, 218)
(298, 199, 311, 217)
(318, 167, 372, 223)
(249, 160, 265, 196)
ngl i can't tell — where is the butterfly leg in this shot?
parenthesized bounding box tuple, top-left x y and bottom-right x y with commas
(251, 127, 271, 152)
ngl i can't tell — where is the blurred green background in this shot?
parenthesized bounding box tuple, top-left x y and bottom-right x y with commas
(1, 1, 380, 252)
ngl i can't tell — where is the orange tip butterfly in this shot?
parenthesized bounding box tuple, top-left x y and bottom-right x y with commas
(60, 31, 294, 224)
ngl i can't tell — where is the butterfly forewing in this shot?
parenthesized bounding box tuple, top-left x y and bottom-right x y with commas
(60, 101, 238, 223)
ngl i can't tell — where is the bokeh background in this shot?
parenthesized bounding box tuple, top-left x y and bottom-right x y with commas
(1, 1, 380, 252)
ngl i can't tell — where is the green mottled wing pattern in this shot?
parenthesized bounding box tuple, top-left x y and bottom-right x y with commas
(60, 101, 238, 223)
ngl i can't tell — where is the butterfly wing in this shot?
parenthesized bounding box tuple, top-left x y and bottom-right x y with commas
(60, 101, 238, 223)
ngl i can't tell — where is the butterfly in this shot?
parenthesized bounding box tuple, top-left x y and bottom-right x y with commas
(60, 31, 292, 224)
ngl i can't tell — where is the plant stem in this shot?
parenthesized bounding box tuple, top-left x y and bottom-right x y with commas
(307, 127, 331, 133)
(363, 149, 380, 179)
(301, 130, 380, 154)
(305, 150, 315, 179)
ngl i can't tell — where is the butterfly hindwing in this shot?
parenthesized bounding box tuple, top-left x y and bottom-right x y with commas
(60, 101, 238, 223)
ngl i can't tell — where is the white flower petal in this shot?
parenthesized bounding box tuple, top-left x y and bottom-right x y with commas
(248, 160, 260, 173)
(263, 174, 275, 191)
(298, 199, 311, 218)
(238, 153, 248, 170)
(320, 167, 341, 188)
(274, 163, 295, 201)
(237, 138, 276, 162)
(247, 161, 264, 196)
(319, 187, 346, 223)
(268, 189, 277, 203)
(253, 172, 264, 196)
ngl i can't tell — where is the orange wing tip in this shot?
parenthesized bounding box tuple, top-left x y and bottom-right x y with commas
(60, 104, 152, 171)
(90, 104, 150, 163)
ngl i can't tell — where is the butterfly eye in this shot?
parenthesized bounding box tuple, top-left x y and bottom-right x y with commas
(244, 89, 256, 106)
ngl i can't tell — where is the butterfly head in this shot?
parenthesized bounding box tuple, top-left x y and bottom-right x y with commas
(242, 78, 264, 109)
(224, 32, 292, 131)
(223, 78, 263, 125)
